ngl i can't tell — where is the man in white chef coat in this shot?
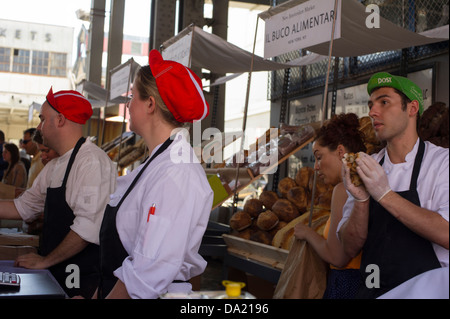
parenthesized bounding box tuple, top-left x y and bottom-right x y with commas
(0, 88, 117, 298)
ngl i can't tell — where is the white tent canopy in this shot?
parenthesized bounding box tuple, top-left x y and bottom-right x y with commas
(161, 25, 327, 75)
(160, 1, 447, 85)
(259, 0, 448, 58)
(77, 80, 129, 108)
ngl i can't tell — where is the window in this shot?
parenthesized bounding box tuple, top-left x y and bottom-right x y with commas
(49, 52, 66, 76)
(12, 49, 30, 73)
(131, 42, 142, 55)
(0, 47, 66, 77)
(0, 47, 10, 71)
(32, 50, 49, 75)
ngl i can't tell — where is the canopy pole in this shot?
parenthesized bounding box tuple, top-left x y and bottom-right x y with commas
(232, 16, 259, 213)
(309, 0, 339, 227)
(100, 73, 110, 146)
(116, 59, 134, 172)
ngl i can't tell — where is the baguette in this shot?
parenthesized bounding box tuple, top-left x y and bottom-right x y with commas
(272, 208, 330, 250)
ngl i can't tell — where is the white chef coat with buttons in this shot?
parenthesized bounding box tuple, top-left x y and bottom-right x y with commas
(14, 138, 117, 245)
(110, 131, 213, 299)
(338, 139, 449, 267)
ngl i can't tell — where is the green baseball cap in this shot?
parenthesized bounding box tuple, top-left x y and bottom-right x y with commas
(367, 72, 424, 116)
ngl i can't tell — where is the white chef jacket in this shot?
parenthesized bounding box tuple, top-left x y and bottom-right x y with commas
(338, 138, 449, 267)
(377, 266, 449, 299)
(111, 131, 213, 299)
(14, 138, 117, 245)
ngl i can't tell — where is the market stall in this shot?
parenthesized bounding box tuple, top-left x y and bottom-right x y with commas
(60, 0, 447, 297)
(77, 59, 146, 172)
(167, 0, 449, 297)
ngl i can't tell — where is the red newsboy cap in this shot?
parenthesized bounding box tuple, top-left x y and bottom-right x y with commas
(149, 49, 209, 123)
(46, 87, 93, 124)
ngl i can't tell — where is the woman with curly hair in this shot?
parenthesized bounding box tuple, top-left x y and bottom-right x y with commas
(294, 113, 366, 299)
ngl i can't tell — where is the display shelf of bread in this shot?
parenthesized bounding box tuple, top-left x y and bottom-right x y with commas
(200, 131, 244, 164)
(206, 125, 316, 210)
(418, 102, 449, 148)
(226, 166, 333, 269)
(116, 138, 147, 169)
(358, 116, 384, 155)
(101, 131, 150, 170)
(101, 131, 135, 154)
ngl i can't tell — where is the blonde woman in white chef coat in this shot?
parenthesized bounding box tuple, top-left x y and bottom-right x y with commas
(93, 50, 213, 299)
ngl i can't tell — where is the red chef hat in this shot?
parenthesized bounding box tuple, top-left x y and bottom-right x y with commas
(149, 49, 209, 123)
(46, 87, 93, 124)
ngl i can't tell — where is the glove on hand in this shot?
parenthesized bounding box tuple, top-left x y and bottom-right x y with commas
(341, 157, 370, 202)
(355, 152, 391, 202)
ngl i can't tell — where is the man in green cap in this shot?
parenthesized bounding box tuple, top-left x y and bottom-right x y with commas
(338, 72, 449, 298)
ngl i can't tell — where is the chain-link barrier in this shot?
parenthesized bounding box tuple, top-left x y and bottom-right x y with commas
(268, 0, 449, 102)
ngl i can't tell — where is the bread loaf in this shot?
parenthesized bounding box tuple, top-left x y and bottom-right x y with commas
(250, 230, 273, 245)
(359, 116, 377, 144)
(343, 152, 363, 187)
(286, 186, 309, 213)
(229, 211, 252, 231)
(259, 190, 279, 210)
(272, 207, 330, 250)
(278, 177, 297, 198)
(315, 189, 332, 210)
(359, 116, 384, 155)
(419, 102, 449, 148)
(243, 198, 264, 218)
(256, 210, 279, 231)
(269, 221, 287, 237)
(230, 228, 253, 240)
(314, 175, 333, 195)
(271, 199, 300, 222)
(295, 166, 314, 190)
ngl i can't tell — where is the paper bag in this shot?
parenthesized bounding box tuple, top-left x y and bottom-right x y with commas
(273, 239, 328, 299)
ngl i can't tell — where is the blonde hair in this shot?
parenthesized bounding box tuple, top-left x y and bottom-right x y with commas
(134, 65, 183, 128)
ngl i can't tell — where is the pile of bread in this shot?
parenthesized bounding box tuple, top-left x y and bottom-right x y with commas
(215, 125, 315, 176)
(418, 102, 449, 148)
(229, 166, 333, 251)
(359, 116, 384, 155)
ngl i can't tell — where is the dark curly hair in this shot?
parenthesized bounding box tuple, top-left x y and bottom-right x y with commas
(315, 113, 366, 153)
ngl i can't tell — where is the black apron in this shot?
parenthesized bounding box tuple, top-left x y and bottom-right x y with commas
(98, 137, 173, 299)
(358, 139, 441, 299)
(40, 137, 100, 298)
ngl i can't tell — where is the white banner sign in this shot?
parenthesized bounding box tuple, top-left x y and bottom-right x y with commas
(263, 0, 341, 58)
(162, 31, 192, 67)
(328, 83, 370, 119)
(408, 68, 433, 111)
(110, 63, 132, 100)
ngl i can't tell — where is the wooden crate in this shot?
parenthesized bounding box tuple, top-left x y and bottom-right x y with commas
(222, 234, 288, 270)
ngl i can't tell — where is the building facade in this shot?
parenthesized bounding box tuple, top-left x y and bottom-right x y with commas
(0, 19, 73, 140)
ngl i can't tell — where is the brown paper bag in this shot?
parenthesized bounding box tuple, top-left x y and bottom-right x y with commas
(273, 239, 328, 299)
